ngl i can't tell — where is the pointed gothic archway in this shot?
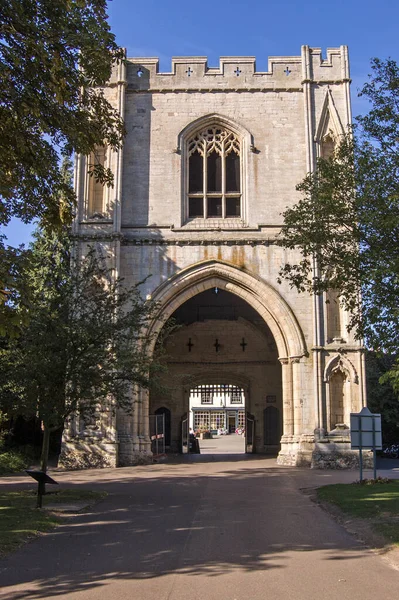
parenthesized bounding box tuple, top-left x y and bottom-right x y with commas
(148, 260, 306, 358)
(138, 259, 307, 459)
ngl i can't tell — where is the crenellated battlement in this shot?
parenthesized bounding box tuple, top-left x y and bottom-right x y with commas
(109, 46, 350, 91)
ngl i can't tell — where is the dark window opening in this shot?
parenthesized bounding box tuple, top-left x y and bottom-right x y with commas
(225, 152, 240, 192)
(207, 197, 222, 217)
(189, 151, 203, 193)
(226, 197, 241, 217)
(189, 197, 204, 217)
(187, 127, 242, 220)
(207, 151, 222, 192)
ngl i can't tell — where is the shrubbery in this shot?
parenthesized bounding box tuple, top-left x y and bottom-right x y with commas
(0, 450, 29, 475)
(0, 412, 34, 475)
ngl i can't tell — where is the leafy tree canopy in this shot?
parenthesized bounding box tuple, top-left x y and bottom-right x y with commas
(0, 0, 124, 229)
(278, 58, 399, 355)
(0, 226, 160, 471)
(0, 158, 73, 337)
(366, 351, 399, 444)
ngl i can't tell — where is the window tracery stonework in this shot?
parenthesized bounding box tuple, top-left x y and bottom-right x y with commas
(188, 127, 240, 157)
(187, 126, 241, 220)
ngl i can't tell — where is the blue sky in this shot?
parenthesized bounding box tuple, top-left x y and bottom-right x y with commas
(107, 0, 398, 115)
(3, 0, 398, 246)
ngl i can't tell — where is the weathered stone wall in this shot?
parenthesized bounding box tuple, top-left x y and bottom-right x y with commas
(66, 46, 366, 469)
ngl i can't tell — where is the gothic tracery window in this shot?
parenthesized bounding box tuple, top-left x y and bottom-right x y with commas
(187, 127, 241, 219)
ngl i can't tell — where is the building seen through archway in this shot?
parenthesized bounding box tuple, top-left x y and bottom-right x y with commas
(60, 46, 367, 470)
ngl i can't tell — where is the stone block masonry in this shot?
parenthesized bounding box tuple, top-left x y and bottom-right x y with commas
(63, 47, 365, 469)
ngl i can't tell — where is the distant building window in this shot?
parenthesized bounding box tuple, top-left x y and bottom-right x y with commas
(230, 388, 243, 404)
(201, 387, 213, 404)
(187, 127, 241, 219)
(194, 411, 210, 430)
(210, 411, 226, 430)
(191, 384, 245, 406)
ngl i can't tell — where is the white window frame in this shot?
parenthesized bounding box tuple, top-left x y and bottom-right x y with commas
(230, 387, 243, 404)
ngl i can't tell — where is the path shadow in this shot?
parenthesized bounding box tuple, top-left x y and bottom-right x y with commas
(0, 465, 371, 598)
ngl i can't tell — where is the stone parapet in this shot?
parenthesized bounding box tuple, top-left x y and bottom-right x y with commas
(119, 47, 349, 92)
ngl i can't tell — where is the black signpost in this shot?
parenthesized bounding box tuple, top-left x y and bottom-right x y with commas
(26, 470, 59, 508)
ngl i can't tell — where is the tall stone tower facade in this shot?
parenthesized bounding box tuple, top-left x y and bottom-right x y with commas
(61, 46, 367, 469)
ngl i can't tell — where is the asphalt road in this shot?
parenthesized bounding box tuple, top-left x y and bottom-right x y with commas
(1, 458, 398, 600)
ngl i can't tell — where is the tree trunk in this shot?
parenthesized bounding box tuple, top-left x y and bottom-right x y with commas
(40, 424, 50, 473)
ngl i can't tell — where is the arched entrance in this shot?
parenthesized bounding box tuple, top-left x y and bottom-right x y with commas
(145, 260, 307, 459)
(150, 287, 282, 454)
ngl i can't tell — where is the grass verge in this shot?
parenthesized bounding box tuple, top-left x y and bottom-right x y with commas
(317, 479, 399, 547)
(0, 489, 106, 557)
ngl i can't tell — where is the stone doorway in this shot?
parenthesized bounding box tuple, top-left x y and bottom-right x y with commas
(149, 288, 282, 456)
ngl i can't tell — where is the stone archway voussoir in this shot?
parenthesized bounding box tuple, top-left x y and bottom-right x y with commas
(149, 260, 306, 359)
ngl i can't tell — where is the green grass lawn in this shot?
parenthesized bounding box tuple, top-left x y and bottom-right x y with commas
(0, 489, 106, 557)
(317, 480, 399, 546)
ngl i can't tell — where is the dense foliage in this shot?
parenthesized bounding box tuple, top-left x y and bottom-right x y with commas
(0, 0, 124, 228)
(278, 59, 399, 357)
(366, 352, 399, 444)
(0, 228, 157, 471)
(0, 1, 125, 338)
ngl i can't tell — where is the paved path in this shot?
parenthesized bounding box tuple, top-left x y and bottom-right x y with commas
(1, 458, 399, 600)
(199, 433, 245, 454)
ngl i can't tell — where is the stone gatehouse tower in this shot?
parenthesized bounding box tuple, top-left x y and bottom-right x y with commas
(61, 46, 366, 468)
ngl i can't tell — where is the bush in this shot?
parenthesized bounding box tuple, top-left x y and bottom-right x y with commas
(0, 451, 29, 475)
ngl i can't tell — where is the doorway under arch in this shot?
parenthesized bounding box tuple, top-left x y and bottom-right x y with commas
(149, 286, 283, 456)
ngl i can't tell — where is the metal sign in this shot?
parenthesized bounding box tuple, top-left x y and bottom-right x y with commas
(26, 470, 58, 509)
(350, 406, 382, 480)
(350, 407, 382, 450)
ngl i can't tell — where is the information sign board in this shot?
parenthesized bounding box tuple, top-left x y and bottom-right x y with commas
(350, 407, 382, 450)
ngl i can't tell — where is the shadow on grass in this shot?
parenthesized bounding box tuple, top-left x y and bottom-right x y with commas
(0, 489, 106, 558)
